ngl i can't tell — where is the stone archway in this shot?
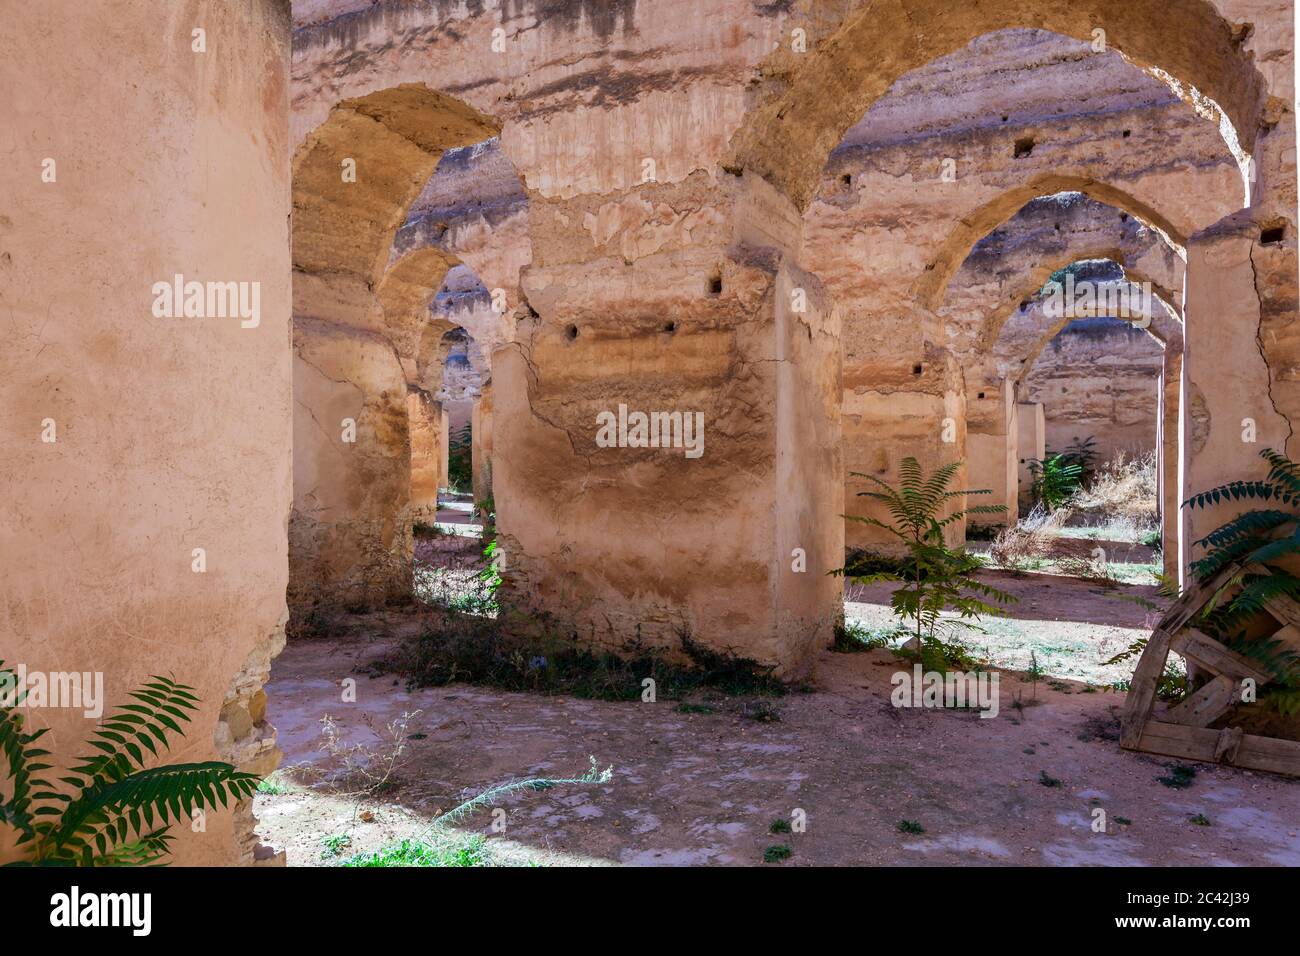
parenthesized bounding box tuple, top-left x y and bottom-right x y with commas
(728, 0, 1268, 211)
(289, 85, 499, 620)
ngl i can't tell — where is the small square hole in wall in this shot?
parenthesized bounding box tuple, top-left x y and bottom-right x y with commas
(565, 323, 579, 341)
(841, 173, 852, 186)
(1013, 137, 1034, 158)
(1122, 129, 1131, 138)
(1262, 225, 1286, 245)
(977, 391, 985, 400)
(912, 364, 923, 375)
(707, 272, 722, 296)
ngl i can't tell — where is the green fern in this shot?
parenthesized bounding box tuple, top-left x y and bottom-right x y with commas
(1027, 454, 1083, 510)
(833, 457, 1016, 654)
(1185, 448, 1300, 691)
(1, 665, 259, 866)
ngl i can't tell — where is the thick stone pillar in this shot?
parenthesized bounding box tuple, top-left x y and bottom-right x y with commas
(1016, 402, 1045, 513)
(440, 407, 451, 494)
(1180, 217, 1291, 582)
(966, 379, 1018, 527)
(491, 175, 842, 677)
(471, 385, 494, 505)
(0, 0, 291, 866)
(1157, 351, 1181, 580)
(290, 318, 413, 612)
(408, 390, 442, 519)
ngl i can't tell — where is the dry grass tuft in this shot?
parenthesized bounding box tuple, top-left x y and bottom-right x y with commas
(988, 504, 1070, 571)
(1070, 451, 1158, 527)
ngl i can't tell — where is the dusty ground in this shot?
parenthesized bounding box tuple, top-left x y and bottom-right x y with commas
(257, 586, 1300, 866)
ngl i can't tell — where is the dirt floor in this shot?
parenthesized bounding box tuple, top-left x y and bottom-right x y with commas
(257, 576, 1300, 866)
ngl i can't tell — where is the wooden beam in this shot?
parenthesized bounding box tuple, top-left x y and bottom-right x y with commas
(1120, 628, 1173, 749)
(1171, 629, 1273, 685)
(1165, 674, 1239, 728)
(1136, 720, 1300, 777)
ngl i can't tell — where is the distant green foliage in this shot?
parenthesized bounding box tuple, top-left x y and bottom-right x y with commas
(763, 844, 792, 862)
(0, 667, 258, 866)
(835, 458, 1015, 656)
(1028, 455, 1083, 510)
(446, 422, 472, 493)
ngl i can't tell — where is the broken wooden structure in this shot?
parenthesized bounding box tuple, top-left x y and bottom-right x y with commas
(1119, 562, 1300, 776)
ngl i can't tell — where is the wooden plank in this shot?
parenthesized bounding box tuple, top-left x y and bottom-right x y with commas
(1264, 594, 1300, 628)
(1136, 721, 1300, 777)
(1120, 627, 1173, 749)
(1165, 675, 1239, 728)
(1170, 628, 1273, 685)
(1160, 562, 1243, 633)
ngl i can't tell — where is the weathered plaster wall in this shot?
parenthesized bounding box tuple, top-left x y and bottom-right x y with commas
(1024, 317, 1165, 463)
(0, 0, 292, 865)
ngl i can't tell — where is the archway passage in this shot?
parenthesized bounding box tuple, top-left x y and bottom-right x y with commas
(969, 257, 1183, 574)
(289, 85, 501, 621)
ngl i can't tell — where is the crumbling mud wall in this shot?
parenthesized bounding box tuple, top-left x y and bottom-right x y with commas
(287, 0, 1295, 661)
(287, 1, 845, 673)
(0, 0, 292, 865)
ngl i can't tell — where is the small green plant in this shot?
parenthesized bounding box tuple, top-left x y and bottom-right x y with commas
(1115, 816, 1132, 826)
(0, 666, 259, 866)
(835, 458, 1015, 661)
(769, 818, 792, 834)
(320, 833, 353, 858)
(1027, 649, 1044, 699)
(1028, 454, 1084, 510)
(1157, 764, 1197, 789)
(897, 820, 925, 834)
(1038, 770, 1062, 788)
(831, 620, 899, 653)
(341, 759, 612, 868)
(344, 835, 489, 867)
(763, 844, 792, 862)
(256, 776, 286, 795)
(1189, 813, 1212, 827)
